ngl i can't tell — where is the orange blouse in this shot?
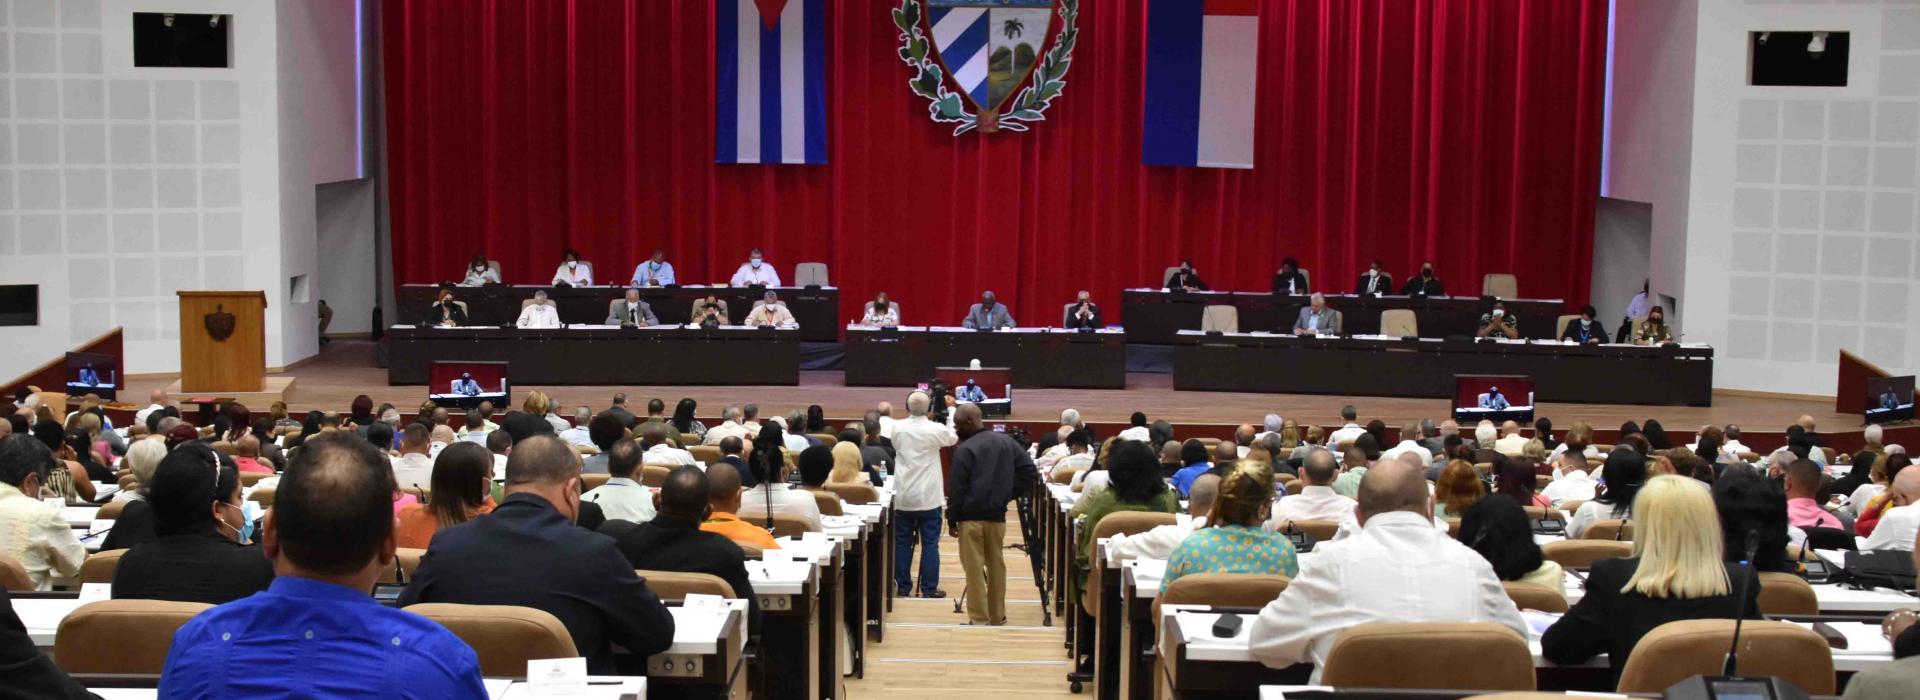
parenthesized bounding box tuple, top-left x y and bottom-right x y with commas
(395, 501, 495, 549)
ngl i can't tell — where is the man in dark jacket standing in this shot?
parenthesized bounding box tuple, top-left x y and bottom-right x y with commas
(947, 404, 1040, 626)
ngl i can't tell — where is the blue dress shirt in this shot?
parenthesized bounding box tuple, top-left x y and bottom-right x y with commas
(1171, 463, 1212, 497)
(159, 577, 487, 699)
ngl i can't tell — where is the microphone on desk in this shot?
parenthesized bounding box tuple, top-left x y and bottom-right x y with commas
(1723, 529, 1760, 676)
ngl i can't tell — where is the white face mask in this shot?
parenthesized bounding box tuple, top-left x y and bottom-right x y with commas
(1492, 309, 1504, 318)
(568, 261, 577, 269)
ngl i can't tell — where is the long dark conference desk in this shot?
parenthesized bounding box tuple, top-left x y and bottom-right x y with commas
(386, 326, 801, 385)
(1173, 331, 1714, 405)
(1122, 290, 1565, 344)
(843, 327, 1128, 389)
(398, 284, 842, 342)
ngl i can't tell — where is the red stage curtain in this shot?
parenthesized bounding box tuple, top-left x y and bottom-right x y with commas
(383, 0, 1608, 327)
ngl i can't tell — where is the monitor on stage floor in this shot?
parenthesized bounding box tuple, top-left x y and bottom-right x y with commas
(1453, 375, 1534, 424)
(429, 361, 510, 409)
(64, 351, 119, 400)
(1865, 375, 1914, 424)
(933, 366, 1012, 418)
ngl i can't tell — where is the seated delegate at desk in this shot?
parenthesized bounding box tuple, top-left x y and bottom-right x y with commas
(607, 288, 660, 327)
(1562, 305, 1608, 344)
(516, 290, 562, 329)
(1292, 293, 1339, 336)
(956, 379, 988, 403)
(1271, 257, 1309, 295)
(693, 296, 731, 325)
(1065, 291, 1101, 329)
(1477, 387, 1511, 411)
(425, 286, 466, 327)
(963, 291, 1016, 330)
(1355, 260, 1393, 296)
(743, 292, 799, 328)
(730, 248, 782, 287)
(1476, 300, 1519, 339)
(552, 248, 593, 287)
(631, 250, 675, 287)
(461, 254, 500, 286)
(1400, 262, 1446, 297)
(1167, 260, 1208, 291)
(861, 291, 900, 327)
(1634, 305, 1675, 345)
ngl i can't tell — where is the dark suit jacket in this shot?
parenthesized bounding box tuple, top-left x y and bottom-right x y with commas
(1064, 303, 1103, 330)
(400, 493, 675, 673)
(1270, 271, 1309, 295)
(606, 407, 638, 430)
(99, 499, 157, 552)
(112, 529, 275, 605)
(0, 589, 96, 700)
(1561, 318, 1608, 344)
(602, 514, 760, 633)
(1167, 271, 1208, 291)
(718, 455, 756, 489)
(1541, 557, 1760, 678)
(425, 301, 467, 326)
(1400, 276, 1445, 297)
(1355, 273, 1394, 296)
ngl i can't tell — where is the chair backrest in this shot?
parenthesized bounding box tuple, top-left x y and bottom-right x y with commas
(239, 471, 273, 487)
(637, 569, 736, 601)
(640, 465, 673, 487)
(1520, 506, 1565, 522)
(487, 260, 502, 277)
(1501, 581, 1568, 613)
(769, 513, 817, 538)
(810, 490, 844, 516)
(794, 262, 829, 286)
(1152, 573, 1289, 620)
(0, 553, 34, 591)
(1555, 314, 1579, 340)
(1755, 571, 1818, 616)
(1482, 273, 1518, 299)
(378, 548, 428, 584)
(822, 482, 879, 505)
(1284, 479, 1305, 495)
(1085, 512, 1178, 616)
(1616, 620, 1833, 694)
(1380, 309, 1418, 337)
(1541, 539, 1631, 570)
(688, 445, 722, 465)
(1200, 305, 1239, 333)
(97, 498, 130, 520)
(1050, 466, 1084, 485)
(1298, 268, 1312, 289)
(54, 600, 214, 674)
(1273, 519, 1339, 541)
(1581, 519, 1634, 542)
(404, 603, 580, 677)
(810, 433, 838, 447)
(581, 473, 611, 491)
(1321, 622, 1535, 691)
(1162, 267, 1182, 287)
(209, 441, 235, 456)
(77, 549, 129, 584)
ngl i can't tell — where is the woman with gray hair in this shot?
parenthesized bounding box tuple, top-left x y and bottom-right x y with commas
(113, 436, 168, 502)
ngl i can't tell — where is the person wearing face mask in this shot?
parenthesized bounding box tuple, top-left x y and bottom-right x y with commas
(550, 248, 593, 287)
(1476, 300, 1520, 339)
(729, 248, 782, 287)
(1354, 259, 1393, 296)
(862, 291, 901, 327)
(0, 435, 86, 590)
(1271, 257, 1309, 295)
(516, 289, 563, 329)
(460, 254, 500, 286)
(630, 250, 675, 287)
(963, 291, 1017, 330)
(1633, 305, 1674, 345)
(1064, 290, 1102, 330)
(1561, 304, 1609, 344)
(1167, 259, 1209, 291)
(1400, 262, 1445, 297)
(426, 285, 467, 327)
(399, 435, 675, 674)
(110, 443, 274, 604)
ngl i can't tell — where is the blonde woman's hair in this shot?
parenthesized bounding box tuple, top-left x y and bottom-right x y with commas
(524, 391, 553, 416)
(1624, 475, 1730, 599)
(1279, 424, 1301, 451)
(1207, 461, 1275, 527)
(828, 442, 865, 484)
(1522, 439, 1546, 460)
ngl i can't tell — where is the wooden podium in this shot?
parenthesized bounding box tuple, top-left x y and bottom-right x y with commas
(173, 291, 294, 404)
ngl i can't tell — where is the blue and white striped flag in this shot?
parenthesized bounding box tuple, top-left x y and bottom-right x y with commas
(716, 0, 827, 165)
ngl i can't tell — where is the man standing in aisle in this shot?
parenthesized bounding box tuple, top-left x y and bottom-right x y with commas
(729, 248, 782, 287)
(890, 391, 958, 597)
(948, 403, 1040, 626)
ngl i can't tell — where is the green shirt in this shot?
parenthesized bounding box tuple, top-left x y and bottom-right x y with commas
(1072, 488, 1180, 604)
(1332, 466, 1368, 498)
(630, 417, 684, 448)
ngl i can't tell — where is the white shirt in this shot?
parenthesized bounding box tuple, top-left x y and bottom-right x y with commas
(1050, 452, 1094, 477)
(643, 443, 698, 467)
(1247, 511, 1526, 682)
(1540, 470, 1598, 508)
(1863, 503, 1920, 551)
(516, 303, 561, 329)
(0, 483, 85, 590)
(1566, 499, 1631, 539)
(703, 420, 753, 446)
(558, 426, 594, 448)
(889, 415, 959, 512)
(1266, 485, 1356, 526)
(545, 414, 572, 434)
(730, 262, 782, 287)
(391, 453, 435, 492)
(1118, 426, 1151, 443)
(1107, 516, 1205, 563)
(582, 477, 656, 523)
(1493, 434, 1530, 457)
(1380, 440, 1432, 467)
(492, 453, 508, 480)
(1547, 443, 1600, 462)
(861, 306, 900, 327)
(631, 261, 675, 287)
(1072, 470, 1111, 499)
(1721, 439, 1751, 457)
(135, 403, 169, 425)
(552, 262, 593, 286)
(739, 483, 823, 531)
(462, 266, 501, 286)
(1327, 424, 1366, 449)
(877, 415, 898, 440)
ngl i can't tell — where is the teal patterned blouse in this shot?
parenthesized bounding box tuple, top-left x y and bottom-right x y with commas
(1161, 524, 1301, 591)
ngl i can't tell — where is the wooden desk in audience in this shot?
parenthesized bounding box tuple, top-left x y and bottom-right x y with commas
(1122, 290, 1566, 344)
(398, 284, 843, 342)
(1172, 332, 1714, 406)
(385, 325, 801, 385)
(843, 327, 1128, 389)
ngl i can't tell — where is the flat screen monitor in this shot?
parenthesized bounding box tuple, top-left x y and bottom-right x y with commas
(934, 367, 1012, 418)
(1453, 375, 1535, 424)
(64, 352, 119, 400)
(429, 361, 509, 409)
(1865, 375, 1915, 424)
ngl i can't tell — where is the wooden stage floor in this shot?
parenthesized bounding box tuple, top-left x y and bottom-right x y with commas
(128, 341, 1851, 433)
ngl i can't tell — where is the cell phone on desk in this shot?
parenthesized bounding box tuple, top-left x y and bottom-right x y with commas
(1211, 612, 1244, 638)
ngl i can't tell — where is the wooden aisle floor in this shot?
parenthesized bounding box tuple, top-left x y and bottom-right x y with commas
(846, 511, 1076, 700)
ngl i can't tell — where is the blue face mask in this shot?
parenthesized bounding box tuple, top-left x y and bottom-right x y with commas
(222, 501, 259, 543)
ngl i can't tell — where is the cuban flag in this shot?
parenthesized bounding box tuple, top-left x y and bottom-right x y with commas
(716, 0, 827, 165)
(1141, 0, 1260, 169)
